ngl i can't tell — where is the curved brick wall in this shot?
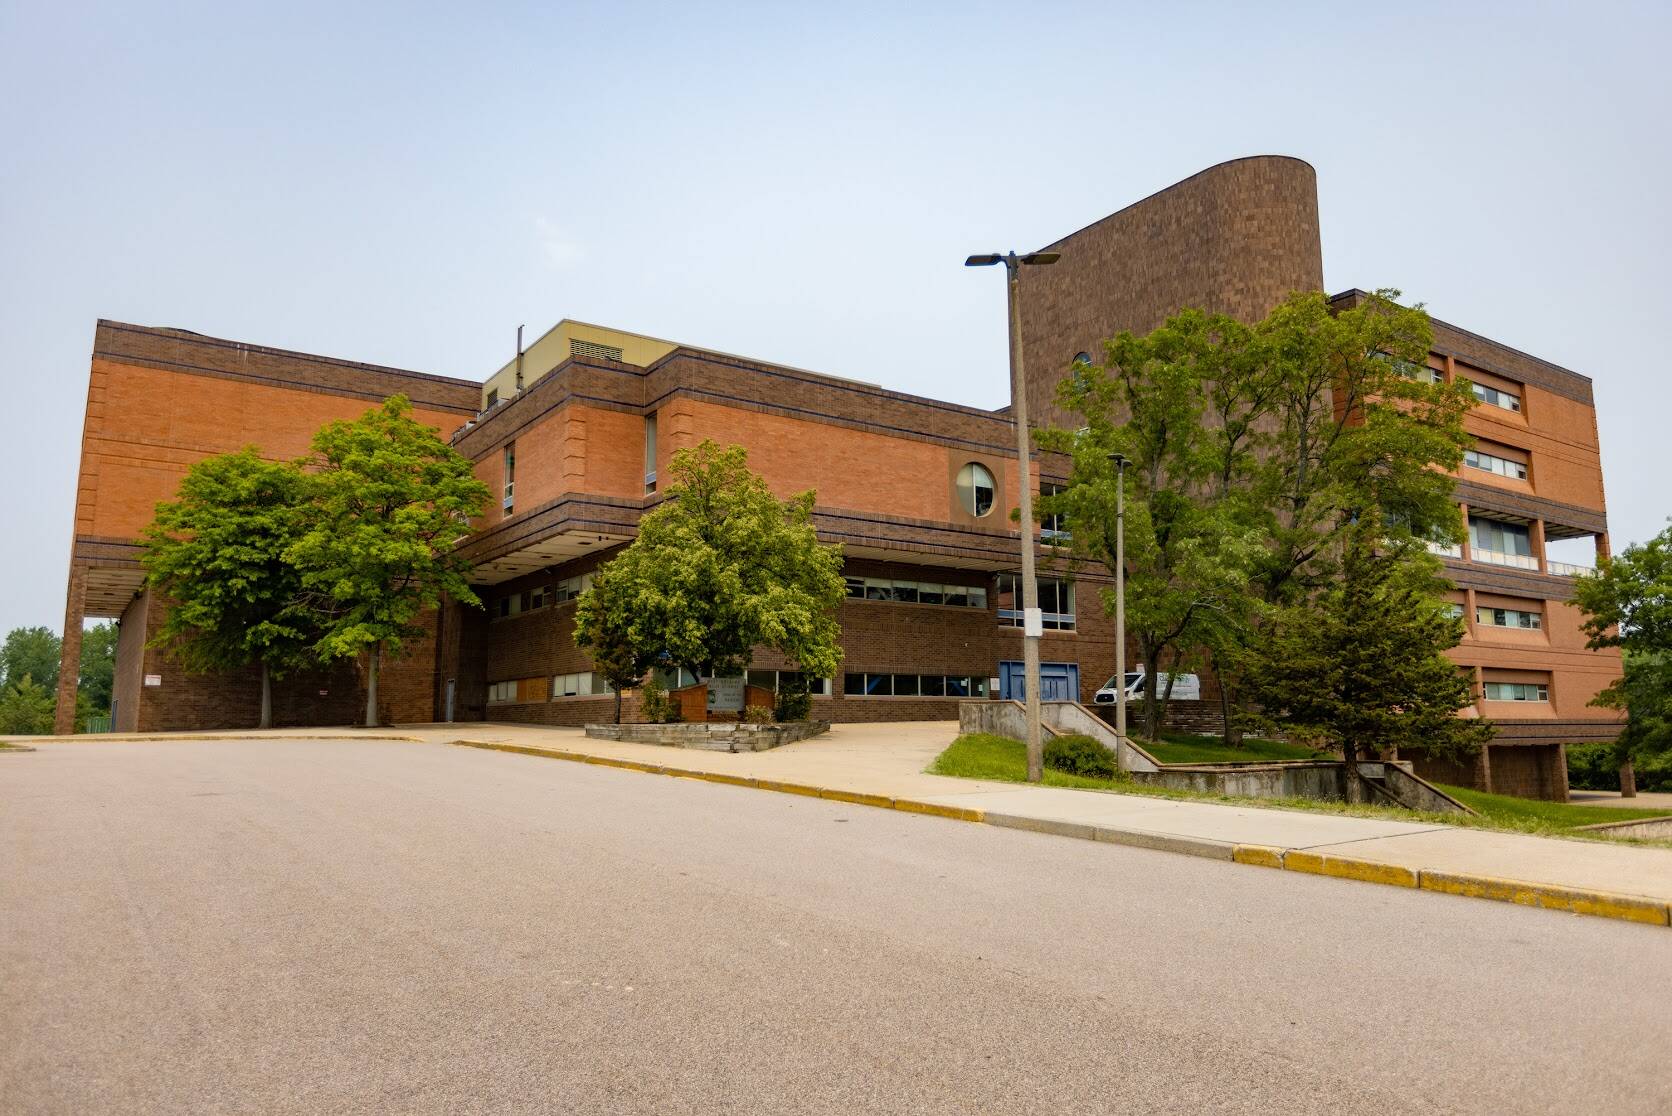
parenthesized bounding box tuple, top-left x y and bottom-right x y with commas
(1018, 155, 1324, 428)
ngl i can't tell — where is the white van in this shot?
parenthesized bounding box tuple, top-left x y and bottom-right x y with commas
(1093, 670, 1201, 704)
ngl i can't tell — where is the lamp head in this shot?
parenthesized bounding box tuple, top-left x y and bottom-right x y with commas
(964, 254, 1003, 267)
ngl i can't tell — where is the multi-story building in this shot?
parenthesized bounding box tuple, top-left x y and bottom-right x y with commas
(52, 156, 1622, 799)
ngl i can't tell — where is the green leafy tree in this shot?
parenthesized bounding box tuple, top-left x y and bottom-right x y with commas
(1, 626, 61, 693)
(1043, 309, 1265, 738)
(576, 441, 844, 691)
(1248, 290, 1472, 605)
(1042, 291, 1474, 745)
(77, 622, 118, 723)
(1572, 527, 1672, 794)
(1240, 516, 1491, 801)
(142, 450, 315, 728)
(0, 674, 57, 735)
(573, 567, 658, 724)
(289, 396, 490, 727)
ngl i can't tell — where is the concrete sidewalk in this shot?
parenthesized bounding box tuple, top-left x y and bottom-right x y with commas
(24, 719, 1672, 925)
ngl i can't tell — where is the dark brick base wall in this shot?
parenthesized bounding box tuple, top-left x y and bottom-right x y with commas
(127, 588, 442, 731)
(1409, 743, 1568, 802)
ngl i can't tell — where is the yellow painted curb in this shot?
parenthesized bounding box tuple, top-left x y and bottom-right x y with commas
(689, 771, 761, 790)
(753, 779, 828, 799)
(1284, 850, 1418, 888)
(820, 788, 897, 809)
(1233, 844, 1286, 869)
(1419, 871, 1671, 926)
(894, 799, 985, 823)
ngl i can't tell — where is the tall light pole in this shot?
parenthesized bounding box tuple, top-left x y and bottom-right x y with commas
(967, 250, 1060, 782)
(1109, 452, 1131, 749)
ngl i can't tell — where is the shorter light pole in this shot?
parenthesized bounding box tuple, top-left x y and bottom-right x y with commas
(1109, 452, 1130, 747)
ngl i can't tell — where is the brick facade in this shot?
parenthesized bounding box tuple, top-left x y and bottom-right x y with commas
(54, 157, 1623, 804)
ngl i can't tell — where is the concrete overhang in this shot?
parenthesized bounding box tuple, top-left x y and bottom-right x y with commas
(468, 529, 633, 586)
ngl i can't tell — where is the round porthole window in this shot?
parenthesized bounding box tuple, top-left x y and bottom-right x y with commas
(956, 462, 996, 518)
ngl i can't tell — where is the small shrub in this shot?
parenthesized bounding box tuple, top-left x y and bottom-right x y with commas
(774, 675, 812, 723)
(1044, 732, 1119, 779)
(744, 704, 775, 725)
(640, 676, 683, 724)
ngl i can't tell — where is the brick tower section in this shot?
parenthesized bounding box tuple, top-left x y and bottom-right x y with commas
(1016, 154, 1325, 429)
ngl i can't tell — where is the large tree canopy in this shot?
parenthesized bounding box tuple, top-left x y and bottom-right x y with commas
(288, 396, 489, 727)
(1042, 290, 1475, 742)
(142, 448, 315, 728)
(1, 626, 61, 694)
(575, 440, 845, 688)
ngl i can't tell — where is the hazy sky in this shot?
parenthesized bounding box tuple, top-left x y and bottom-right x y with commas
(2, 1, 1667, 637)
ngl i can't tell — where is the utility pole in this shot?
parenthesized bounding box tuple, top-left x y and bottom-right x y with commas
(967, 250, 1060, 782)
(1110, 452, 1130, 750)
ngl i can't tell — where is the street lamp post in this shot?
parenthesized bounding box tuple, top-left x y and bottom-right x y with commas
(967, 250, 1060, 783)
(1109, 452, 1130, 753)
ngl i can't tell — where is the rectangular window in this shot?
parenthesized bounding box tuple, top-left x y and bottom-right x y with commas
(1470, 381, 1522, 413)
(552, 672, 612, 699)
(746, 670, 831, 696)
(644, 413, 658, 493)
(997, 574, 1076, 630)
(552, 572, 594, 603)
(1469, 518, 1538, 569)
(844, 575, 986, 609)
(843, 673, 988, 698)
(652, 666, 700, 691)
(1443, 602, 1464, 619)
(1040, 482, 1070, 544)
(1476, 606, 1542, 630)
(1375, 351, 1439, 383)
(502, 443, 516, 516)
(1464, 448, 1528, 481)
(1483, 681, 1548, 702)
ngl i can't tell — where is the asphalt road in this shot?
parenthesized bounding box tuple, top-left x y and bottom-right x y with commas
(3, 740, 1669, 1114)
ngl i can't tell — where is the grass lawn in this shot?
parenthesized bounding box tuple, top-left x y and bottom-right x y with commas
(929, 733, 1672, 844)
(0, 741, 34, 752)
(1142, 731, 1324, 765)
(1439, 784, 1672, 833)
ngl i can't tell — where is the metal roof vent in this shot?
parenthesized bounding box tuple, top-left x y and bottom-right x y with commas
(570, 338, 624, 363)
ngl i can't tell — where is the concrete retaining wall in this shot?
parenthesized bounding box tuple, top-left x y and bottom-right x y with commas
(1576, 815, 1672, 840)
(1133, 761, 1346, 800)
(586, 721, 830, 753)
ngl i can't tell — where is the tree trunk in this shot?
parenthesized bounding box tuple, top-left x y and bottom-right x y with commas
(1219, 683, 1241, 749)
(1342, 740, 1364, 804)
(258, 661, 272, 730)
(1621, 757, 1638, 798)
(365, 642, 381, 728)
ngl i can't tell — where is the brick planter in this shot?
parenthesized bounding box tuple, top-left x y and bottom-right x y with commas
(584, 721, 831, 753)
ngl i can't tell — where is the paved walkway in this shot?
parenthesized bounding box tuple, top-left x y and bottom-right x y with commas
(25, 720, 1672, 922)
(1570, 788, 1672, 810)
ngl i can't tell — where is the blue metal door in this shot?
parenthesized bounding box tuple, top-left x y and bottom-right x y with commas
(999, 661, 1080, 702)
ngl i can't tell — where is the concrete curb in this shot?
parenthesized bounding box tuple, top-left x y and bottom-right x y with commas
(451, 738, 1672, 929)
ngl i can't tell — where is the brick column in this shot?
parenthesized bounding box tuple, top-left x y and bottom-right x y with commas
(53, 564, 87, 735)
(1531, 518, 1547, 573)
(1463, 587, 1478, 639)
(1458, 502, 1471, 560)
(1553, 743, 1571, 803)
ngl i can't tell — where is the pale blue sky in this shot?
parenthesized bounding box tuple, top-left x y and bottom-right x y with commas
(2, 1, 1667, 635)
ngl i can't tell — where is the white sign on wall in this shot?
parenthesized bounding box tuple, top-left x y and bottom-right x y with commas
(143, 674, 162, 687)
(705, 676, 746, 712)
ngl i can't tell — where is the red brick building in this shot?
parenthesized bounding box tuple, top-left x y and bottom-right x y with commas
(54, 156, 1622, 798)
